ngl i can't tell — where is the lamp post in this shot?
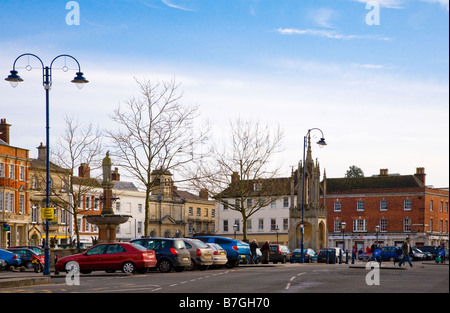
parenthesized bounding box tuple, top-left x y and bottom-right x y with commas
(276, 225, 279, 244)
(341, 221, 346, 264)
(300, 128, 327, 263)
(233, 223, 238, 239)
(5, 53, 88, 275)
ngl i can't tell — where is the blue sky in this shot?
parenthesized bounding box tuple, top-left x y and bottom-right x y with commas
(0, 0, 449, 187)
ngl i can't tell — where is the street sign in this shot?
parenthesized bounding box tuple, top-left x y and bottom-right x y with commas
(42, 207, 55, 220)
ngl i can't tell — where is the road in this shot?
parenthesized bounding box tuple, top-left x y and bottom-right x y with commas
(1, 262, 448, 295)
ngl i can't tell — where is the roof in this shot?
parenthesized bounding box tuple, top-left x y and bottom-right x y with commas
(326, 175, 426, 193)
(174, 189, 206, 202)
(215, 177, 291, 198)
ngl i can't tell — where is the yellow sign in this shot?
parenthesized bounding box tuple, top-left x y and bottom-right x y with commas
(42, 207, 55, 220)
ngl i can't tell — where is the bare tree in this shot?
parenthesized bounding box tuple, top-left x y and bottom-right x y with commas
(52, 115, 103, 249)
(191, 118, 285, 241)
(107, 78, 209, 237)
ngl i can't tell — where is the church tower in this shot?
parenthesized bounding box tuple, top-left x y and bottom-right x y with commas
(288, 133, 328, 252)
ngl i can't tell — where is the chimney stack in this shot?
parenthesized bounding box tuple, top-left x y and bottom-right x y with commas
(78, 163, 90, 178)
(379, 169, 388, 176)
(112, 167, 120, 181)
(37, 142, 47, 161)
(199, 188, 209, 200)
(0, 119, 11, 145)
(231, 171, 239, 184)
(414, 167, 426, 185)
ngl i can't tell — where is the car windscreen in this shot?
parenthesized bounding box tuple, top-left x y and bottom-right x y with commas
(191, 240, 210, 249)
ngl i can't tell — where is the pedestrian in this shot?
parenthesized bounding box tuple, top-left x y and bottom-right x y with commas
(370, 241, 378, 253)
(399, 237, 413, 268)
(261, 240, 270, 264)
(439, 242, 446, 263)
(366, 246, 370, 254)
(250, 239, 258, 264)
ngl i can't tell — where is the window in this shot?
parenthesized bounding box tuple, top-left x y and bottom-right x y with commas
(234, 220, 240, 231)
(440, 202, 443, 213)
(188, 223, 193, 234)
(223, 220, 229, 232)
(189, 207, 193, 215)
(404, 199, 412, 211)
(0, 163, 4, 177)
(334, 201, 341, 212)
(94, 198, 100, 211)
(116, 201, 121, 212)
(429, 219, 433, 232)
(440, 220, 443, 233)
(430, 200, 433, 211)
(283, 197, 289, 208)
(247, 198, 252, 208)
(222, 200, 228, 210)
(258, 219, 264, 231)
(32, 176, 39, 189)
(404, 218, 411, 232)
(31, 205, 38, 223)
(196, 207, 201, 216)
(211, 209, 215, 217)
(235, 199, 240, 210)
(380, 200, 387, 211)
(357, 201, 364, 212)
(61, 208, 67, 225)
(85, 196, 91, 209)
(9, 164, 14, 179)
(270, 219, 277, 231)
(283, 218, 289, 231)
(353, 219, 367, 232)
(19, 195, 24, 214)
(380, 218, 387, 232)
(334, 219, 341, 232)
(247, 219, 252, 232)
(19, 166, 25, 181)
(138, 203, 142, 213)
(271, 198, 276, 209)
(137, 222, 142, 234)
(0, 191, 3, 212)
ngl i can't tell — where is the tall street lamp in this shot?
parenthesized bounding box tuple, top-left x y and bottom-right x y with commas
(5, 53, 89, 275)
(300, 128, 327, 263)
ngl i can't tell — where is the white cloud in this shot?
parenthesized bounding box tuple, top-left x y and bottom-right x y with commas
(347, 0, 405, 9)
(420, 0, 450, 10)
(161, 0, 195, 11)
(277, 28, 391, 41)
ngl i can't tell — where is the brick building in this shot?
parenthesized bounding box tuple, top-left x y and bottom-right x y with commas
(0, 119, 30, 249)
(326, 168, 449, 251)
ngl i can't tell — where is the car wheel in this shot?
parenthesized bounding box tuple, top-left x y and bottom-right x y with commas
(122, 262, 136, 274)
(158, 259, 173, 273)
(25, 261, 34, 269)
(65, 261, 79, 274)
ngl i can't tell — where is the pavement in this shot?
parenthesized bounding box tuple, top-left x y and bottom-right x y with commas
(1, 260, 447, 289)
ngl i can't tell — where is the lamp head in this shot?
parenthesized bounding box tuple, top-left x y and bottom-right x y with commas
(71, 72, 89, 89)
(317, 137, 327, 146)
(5, 70, 23, 88)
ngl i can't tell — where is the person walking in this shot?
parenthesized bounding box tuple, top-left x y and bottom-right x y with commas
(399, 237, 413, 268)
(250, 239, 258, 264)
(438, 242, 446, 263)
(261, 240, 270, 264)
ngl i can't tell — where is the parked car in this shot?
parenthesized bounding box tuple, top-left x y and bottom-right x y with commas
(413, 247, 433, 260)
(411, 248, 426, 261)
(414, 246, 438, 259)
(205, 243, 228, 268)
(7, 248, 43, 269)
(194, 236, 250, 268)
(0, 249, 21, 268)
(9, 245, 43, 256)
(379, 246, 402, 262)
(131, 237, 191, 273)
(290, 248, 317, 263)
(317, 248, 338, 263)
(55, 242, 156, 274)
(0, 259, 7, 271)
(182, 238, 214, 270)
(269, 244, 290, 264)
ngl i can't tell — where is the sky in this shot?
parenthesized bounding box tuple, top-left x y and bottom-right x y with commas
(0, 0, 449, 188)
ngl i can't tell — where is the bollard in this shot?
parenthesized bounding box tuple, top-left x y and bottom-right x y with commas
(352, 251, 356, 264)
(54, 254, 59, 275)
(345, 250, 349, 264)
(339, 250, 342, 264)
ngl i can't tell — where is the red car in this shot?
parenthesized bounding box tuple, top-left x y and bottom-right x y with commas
(55, 242, 157, 274)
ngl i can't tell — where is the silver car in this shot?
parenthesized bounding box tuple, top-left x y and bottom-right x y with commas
(182, 238, 214, 270)
(205, 243, 228, 268)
